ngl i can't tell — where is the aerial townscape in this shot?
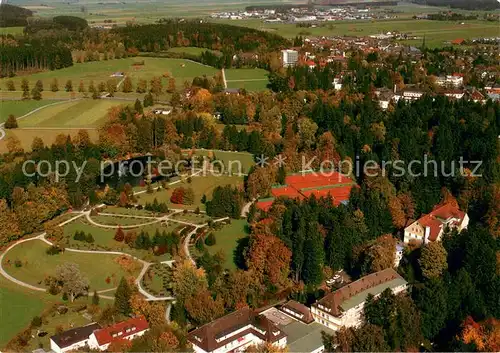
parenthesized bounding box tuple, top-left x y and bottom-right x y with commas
(0, 0, 499, 352)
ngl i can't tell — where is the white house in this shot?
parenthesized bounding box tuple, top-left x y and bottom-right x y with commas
(188, 307, 287, 353)
(88, 316, 149, 351)
(311, 268, 407, 331)
(281, 49, 299, 67)
(403, 201, 469, 245)
(50, 323, 101, 353)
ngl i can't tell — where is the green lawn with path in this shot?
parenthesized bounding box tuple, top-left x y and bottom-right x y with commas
(206, 219, 249, 270)
(2, 239, 140, 291)
(89, 215, 156, 226)
(167, 46, 222, 56)
(63, 218, 177, 261)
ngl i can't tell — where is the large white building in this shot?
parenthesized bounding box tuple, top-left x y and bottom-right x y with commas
(188, 307, 287, 353)
(281, 49, 299, 67)
(311, 268, 407, 330)
(404, 201, 469, 245)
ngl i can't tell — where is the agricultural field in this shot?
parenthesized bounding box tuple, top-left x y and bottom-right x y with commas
(2, 239, 140, 291)
(205, 219, 249, 270)
(0, 100, 58, 123)
(16, 99, 130, 128)
(0, 57, 219, 93)
(136, 174, 244, 210)
(225, 68, 269, 92)
(213, 18, 500, 48)
(0, 26, 24, 35)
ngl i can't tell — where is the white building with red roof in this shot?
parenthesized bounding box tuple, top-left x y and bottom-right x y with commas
(403, 201, 469, 245)
(88, 316, 149, 351)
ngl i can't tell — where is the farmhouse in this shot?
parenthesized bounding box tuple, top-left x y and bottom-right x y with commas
(50, 323, 101, 353)
(188, 306, 287, 353)
(88, 316, 149, 351)
(311, 268, 407, 330)
(403, 201, 469, 245)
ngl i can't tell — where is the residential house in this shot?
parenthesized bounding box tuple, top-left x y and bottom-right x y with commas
(444, 90, 466, 100)
(311, 268, 407, 331)
(88, 316, 149, 351)
(403, 201, 469, 245)
(50, 323, 101, 353)
(188, 307, 287, 353)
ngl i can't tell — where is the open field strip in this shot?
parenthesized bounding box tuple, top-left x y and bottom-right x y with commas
(0, 57, 219, 91)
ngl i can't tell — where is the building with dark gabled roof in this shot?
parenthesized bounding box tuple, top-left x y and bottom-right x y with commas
(311, 268, 407, 330)
(188, 307, 287, 353)
(280, 300, 314, 324)
(50, 322, 101, 353)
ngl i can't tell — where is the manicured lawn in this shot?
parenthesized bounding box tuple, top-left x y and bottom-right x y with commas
(170, 211, 211, 224)
(100, 206, 156, 217)
(0, 57, 218, 92)
(0, 100, 58, 123)
(206, 219, 249, 270)
(17, 99, 131, 128)
(137, 174, 244, 210)
(2, 239, 140, 291)
(0, 281, 45, 347)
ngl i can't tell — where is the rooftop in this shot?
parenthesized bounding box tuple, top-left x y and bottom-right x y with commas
(314, 268, 406, 316)
(92, 316, 148, 346)
(50, 323, 101, 349)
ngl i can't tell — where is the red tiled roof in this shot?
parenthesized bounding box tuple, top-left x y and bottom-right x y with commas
(416, 202, 466, 242)
(93, 316, 148, 346)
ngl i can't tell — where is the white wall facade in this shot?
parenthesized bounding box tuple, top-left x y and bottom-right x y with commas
(87, 329, 147, 351)
(50, 338, 89, 353)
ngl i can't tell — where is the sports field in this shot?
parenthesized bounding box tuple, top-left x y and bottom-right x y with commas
(225, 68, 269, 92)
(190, 149, 255, 174)
(2, 239, 141, 290)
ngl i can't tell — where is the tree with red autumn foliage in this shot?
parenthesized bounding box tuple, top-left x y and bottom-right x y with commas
(114, 226, 125, 242)
(170, 187, 185, 204)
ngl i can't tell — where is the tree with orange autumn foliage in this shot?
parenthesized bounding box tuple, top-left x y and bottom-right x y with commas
(461, 316, 500, 352)
(185, 290, 225, 325)
(245, 233, 292, 290)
